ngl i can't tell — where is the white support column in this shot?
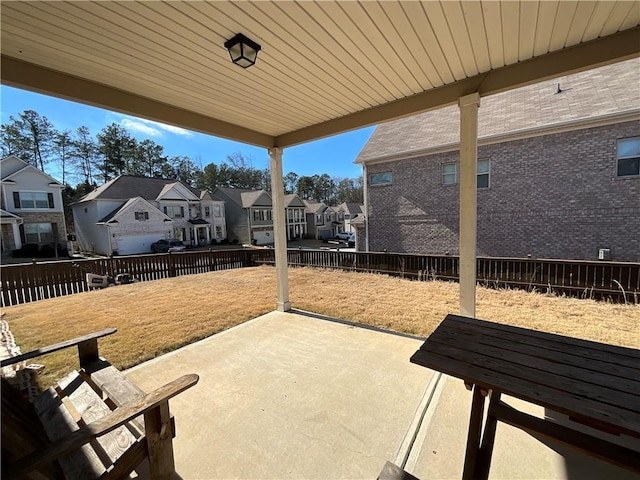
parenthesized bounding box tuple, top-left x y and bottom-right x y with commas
(12, 222, 23, 250)
(458, 92, 480, 318)
(269, 147, 291, 312)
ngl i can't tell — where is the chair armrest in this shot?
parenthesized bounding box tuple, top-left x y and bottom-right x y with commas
(0, 328, 117, 368)
(4, 373, 199, 479)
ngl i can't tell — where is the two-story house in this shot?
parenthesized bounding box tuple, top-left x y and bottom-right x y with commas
(213, 187, 307, 245)
(303, 200, 328, 240)
(0, 155, 67, 256)
(337, 203, 364, 234)
(72, 175, 226, 255)
(356, 58, 640, 261)
(284, 194, 306, 241)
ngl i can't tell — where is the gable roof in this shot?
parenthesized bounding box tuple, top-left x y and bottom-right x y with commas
(79, 175, 203, 202)
(356, 58, 640, 164)
(213, 187, 272, 208)
(1, 155, 63, 185)
(97, 197, 171, 223)
(339, 203, 364, 215)
(303, 200, 327, 214)
(284, 194, 305, 208)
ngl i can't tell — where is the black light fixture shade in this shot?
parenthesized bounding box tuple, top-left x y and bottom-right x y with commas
(224, 33, 261, 68)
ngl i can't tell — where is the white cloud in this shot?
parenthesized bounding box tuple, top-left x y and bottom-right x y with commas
(118, 116, 195, 138)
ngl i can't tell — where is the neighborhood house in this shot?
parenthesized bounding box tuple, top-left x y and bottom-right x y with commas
(212, 187, 307, 245)
(356, 59, 640, 262)
(72, 175, 226, 255)
(0, 155, 68, 256)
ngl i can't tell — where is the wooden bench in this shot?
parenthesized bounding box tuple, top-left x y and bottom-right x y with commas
(410, 314, 640, 480)
(1, 328, 199, 479)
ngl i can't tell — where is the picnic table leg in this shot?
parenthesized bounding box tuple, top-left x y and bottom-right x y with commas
(462, 384, 485, 480)
(475, 391, 501, 480)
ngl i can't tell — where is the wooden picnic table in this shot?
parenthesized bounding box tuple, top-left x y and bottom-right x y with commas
(410, 314, 640, 480)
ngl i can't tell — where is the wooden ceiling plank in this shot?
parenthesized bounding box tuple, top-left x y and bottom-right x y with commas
(401, 1, 453, 85)
(280, 1, 387, 103)
(0, 36, 297, 136)
(0, 9, 312, 131)
(549, 1, 579, 51)
(212, 0, 367, 112)
(120, 1, 343, 120)
(305, 1, 400, 98)
(533, 1, 559, 57)
(501, 1, 521, 66)
(565, 1, 598, 46)
(581, 2, 617, 42)
(276, 27, 640, 147)
(169, 4, 341, 119)
(518, 1, 539, 62)
(460, 1, 491, 74)
(601, 1, 639, 35)
(359, 1, 426, 94)
(481, 1, 505, 69)
(22, 0, 329, 126)
(1, 56, 275, 147)
(378, 1, 437, 90)
(441, 1, 479, 78)
(421, 1, 467, 81)
(257, 1, 385, 105)
(334, 2, 420, 95)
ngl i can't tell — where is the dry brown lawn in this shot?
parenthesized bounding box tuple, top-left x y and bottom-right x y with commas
(3, 265, 638, 387)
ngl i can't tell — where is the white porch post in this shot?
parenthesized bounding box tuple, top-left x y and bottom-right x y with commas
(458, 92, 480, 318)
(269, 147, 291, 312)
(12, 222, 23, 250)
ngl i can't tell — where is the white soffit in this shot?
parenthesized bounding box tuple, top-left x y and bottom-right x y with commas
(1, 1, 639, 148)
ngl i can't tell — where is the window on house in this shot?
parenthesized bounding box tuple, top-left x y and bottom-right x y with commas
(617, 137, 640, 177)
(24, 223, 53, 243)
(477, 159, 491, 189)
(134, 211, 149, 221)
(164, 205, 184, 218)
(369, 171, 392, 186)
(215, 225, 223, 237)
(14, 191, 52, 209)
(204, 206, 211, 217)
(442, 163, 458, 185)
(214, 205, 222, 217)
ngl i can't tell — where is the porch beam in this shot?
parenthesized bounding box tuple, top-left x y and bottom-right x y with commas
(269, 147, 291, 312)
(459, 93, 480, 317)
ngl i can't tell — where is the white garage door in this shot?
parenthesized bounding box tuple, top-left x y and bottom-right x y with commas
(117, 233, 164, 255)
(253, 230, 274, 246)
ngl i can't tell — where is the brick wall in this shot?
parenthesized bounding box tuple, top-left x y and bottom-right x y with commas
(366, 121, 640, 261)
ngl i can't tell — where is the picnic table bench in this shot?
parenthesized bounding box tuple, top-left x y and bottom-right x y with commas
(409, 314, 640, 480)
(1, 328, 198, 479)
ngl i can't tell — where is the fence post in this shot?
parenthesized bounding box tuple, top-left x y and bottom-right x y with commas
(168, 251, 176, 277)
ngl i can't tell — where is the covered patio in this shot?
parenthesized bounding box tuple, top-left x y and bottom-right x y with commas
(125, 310, 636, 479)
(2, 1, 639, 478)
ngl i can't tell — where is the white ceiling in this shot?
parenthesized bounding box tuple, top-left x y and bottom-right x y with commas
(1, 1, 639, 148)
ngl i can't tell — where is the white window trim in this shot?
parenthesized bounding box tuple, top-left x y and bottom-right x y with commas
(477, 159, 491, 189)
(442, 162, 458, 185)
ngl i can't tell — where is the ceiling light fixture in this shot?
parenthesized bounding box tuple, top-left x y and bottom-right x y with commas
(224, 33, 261, 69)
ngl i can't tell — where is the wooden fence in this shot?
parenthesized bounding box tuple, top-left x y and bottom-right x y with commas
(1, 249, 255, 307)
(2, 248, 639, 306)
(253, 249, 640, 303)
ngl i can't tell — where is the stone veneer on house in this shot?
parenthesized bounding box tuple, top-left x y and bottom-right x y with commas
(366, 121, 640, 262)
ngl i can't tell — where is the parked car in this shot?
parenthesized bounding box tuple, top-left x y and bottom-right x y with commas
(336, 232, 350, 240)
(151, 239, 186, 253)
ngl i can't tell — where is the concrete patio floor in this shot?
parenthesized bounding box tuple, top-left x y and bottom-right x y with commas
(125, 311, 639, 480)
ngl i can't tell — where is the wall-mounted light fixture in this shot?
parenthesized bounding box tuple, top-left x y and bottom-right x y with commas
(224, 33, 261, 68)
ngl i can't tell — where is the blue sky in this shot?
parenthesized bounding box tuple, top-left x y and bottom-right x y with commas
(1, 85, 374, 182)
